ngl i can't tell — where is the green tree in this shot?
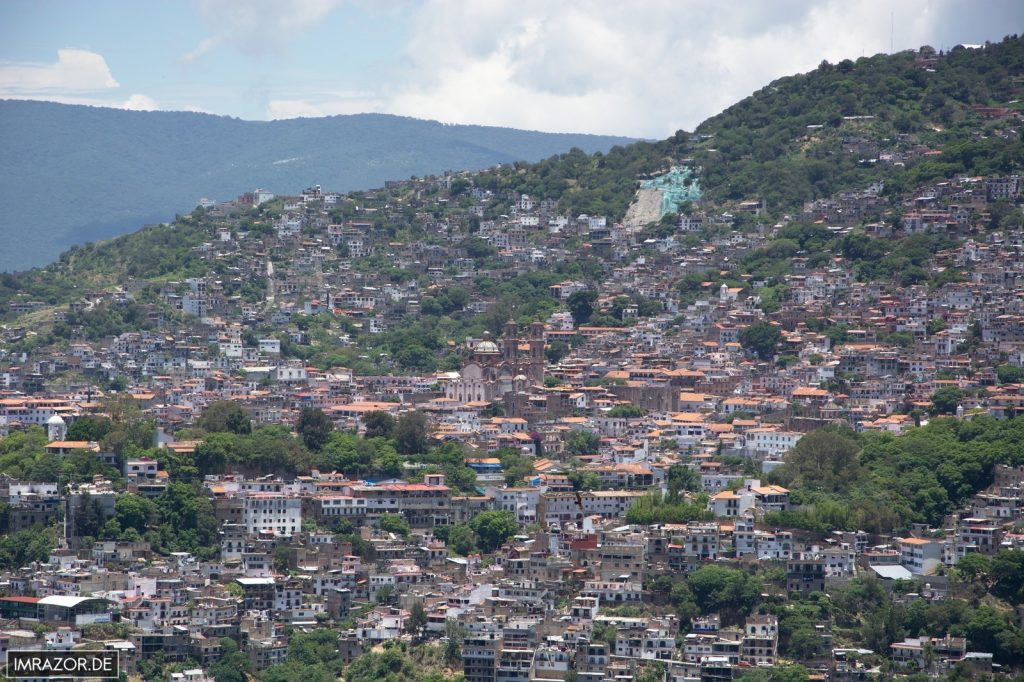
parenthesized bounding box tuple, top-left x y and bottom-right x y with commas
(626, 492, 713, 525)
(996, 365, 1024, 385)
(444, 464, 479, 493)
(66, 416, 112, 442)
(379, 513, 411, 538)
(667, 464, 699, 496)
(344, 646, 414, 682)
(565, 430, 600, 456)
(153, 482, 221, 560)
(686, 564, 762, 625)
(113, 494, 156, 536)
(568, 469, 600, 491)
(197, 400, 252, 435)
(0, 526, 58, 569)
(375, 584, 395, 604)
(634, 661, 666, 682)
(101, 395, 157, 455)
(739, 322, 783, 360)
(447, 523, 476, 555)
(444, 619, 467, 664)
(262, 662, 335, 682)
(273, 545, 291, 573)
(287, 629, 345, 671)
(322, 432, 374, 477)
(965, 606, 1011, 656)
(953, 552, 990, 582)
(470, 510, 519, 552)
(990, 550, 1024, 604)
(607, 404, 645, 418)
(406, 601, 427, 636)
(296, 407, 334, 452)
(771, 429, 862, 493)
(498, 447, 535, 487)
(772, 665, 810, 682)
(74, 491, 106, 539)
(545, 339, 570, 364)
(393, 411, 431, 455)
(193, 432, 236, 475)
(209, 638, 251, 682)
(567, 290, 597, 326)
(363, 411, 395, 439)
(930, 386, 965, 415)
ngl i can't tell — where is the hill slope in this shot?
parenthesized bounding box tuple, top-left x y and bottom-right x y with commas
(4, 36, 1023, 293)
(692, 36, 1024, 209)
(470, 35, 1023, 223)
(0, 102, 637, 271)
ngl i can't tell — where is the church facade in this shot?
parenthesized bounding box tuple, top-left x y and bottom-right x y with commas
(444, 320, 545, 404)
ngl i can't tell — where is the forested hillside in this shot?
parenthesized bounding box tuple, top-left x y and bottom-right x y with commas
(473, 35, 1023, 222)
(693, 35, 1024, 208)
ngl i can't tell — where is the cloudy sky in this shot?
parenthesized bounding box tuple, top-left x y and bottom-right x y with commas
(0, 0, 1020, 138)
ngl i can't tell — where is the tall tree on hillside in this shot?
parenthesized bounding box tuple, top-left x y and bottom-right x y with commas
(930, 387, 965, 415)
(771, 430, 862, 493)
(198, 400, 252, 435)
(567, 290, 597, 326)
(565, 430, 600, 456)
(74, 492, 106, 539)
(471, 510, 519, 552)
(363, 411, 395, 439)
(739, 322, 783, 360)
(66, 416, 112, 442)
(405, 601, 427, 636)
(393, 411, 430, 456)
(297, 407, 334, 452)
(101, 395, 157, 455)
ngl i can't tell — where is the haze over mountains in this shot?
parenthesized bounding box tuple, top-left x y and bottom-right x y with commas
(0, 101, 637, 272)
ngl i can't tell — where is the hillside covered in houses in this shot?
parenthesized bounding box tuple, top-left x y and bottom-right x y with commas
(0, 34, 1023, 682)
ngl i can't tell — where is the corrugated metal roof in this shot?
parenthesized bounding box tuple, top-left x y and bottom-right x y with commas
(38, 595, 100, 608)
(869, 565, 913, 581)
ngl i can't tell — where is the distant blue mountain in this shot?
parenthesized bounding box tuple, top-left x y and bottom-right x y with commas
(0, 100, 637, 271)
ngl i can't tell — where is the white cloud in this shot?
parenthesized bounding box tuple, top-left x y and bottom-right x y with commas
(0, 48, 119, 93)
(267, 90, 387, 119)
(0, 48, 162, 113)
(267, 98, 326, 118)
(181, 37, 220, 64)
(184, 0, 343, 60)
(2, 92, 160, 113)
(121, 94, 158, 111)
(355, 0, 968, 137)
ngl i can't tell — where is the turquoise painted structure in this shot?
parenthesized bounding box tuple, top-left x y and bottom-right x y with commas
(640, 166, 701, 217)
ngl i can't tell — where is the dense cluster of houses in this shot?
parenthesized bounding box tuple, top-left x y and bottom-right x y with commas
(1, 82, 1023, 678)
(1, 453, 1021, 678)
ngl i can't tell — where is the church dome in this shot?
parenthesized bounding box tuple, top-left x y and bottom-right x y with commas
(475, 331, 499, 353)
(47, 414, 66, 425)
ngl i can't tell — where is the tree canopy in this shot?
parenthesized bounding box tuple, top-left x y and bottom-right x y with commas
(198, 400, 252, 435)
(739, 322, 783, 360)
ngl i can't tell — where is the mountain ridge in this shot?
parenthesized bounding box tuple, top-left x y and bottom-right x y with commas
(0, 100, 638, 271)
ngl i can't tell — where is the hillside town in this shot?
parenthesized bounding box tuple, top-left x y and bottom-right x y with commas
(1, 47, 1024, 682)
